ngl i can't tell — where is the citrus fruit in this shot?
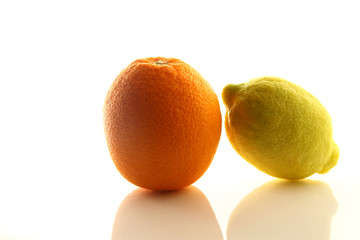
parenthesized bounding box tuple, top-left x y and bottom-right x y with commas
(222, 76, 339, 180)
(103, 57, 222, 191)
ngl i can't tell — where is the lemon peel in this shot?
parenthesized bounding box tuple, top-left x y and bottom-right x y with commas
(222, 76, 339, 180)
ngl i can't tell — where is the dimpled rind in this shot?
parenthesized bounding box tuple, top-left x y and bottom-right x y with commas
(222, 76, 339, 180)
(103, 57, 222, 190)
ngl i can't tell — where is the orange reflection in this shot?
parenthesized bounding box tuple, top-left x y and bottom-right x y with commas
(112, 185, 223, 240)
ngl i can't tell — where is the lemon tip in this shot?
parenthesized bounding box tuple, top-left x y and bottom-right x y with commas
(222, 84, 241, 108)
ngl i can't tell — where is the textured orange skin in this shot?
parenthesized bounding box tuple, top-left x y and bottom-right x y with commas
(103, 57, 222, 191)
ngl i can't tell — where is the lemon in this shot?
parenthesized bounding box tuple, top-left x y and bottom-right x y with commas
(222, 76, 339, 180)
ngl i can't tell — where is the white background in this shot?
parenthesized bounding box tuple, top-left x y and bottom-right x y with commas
(1, 0, 359, 239)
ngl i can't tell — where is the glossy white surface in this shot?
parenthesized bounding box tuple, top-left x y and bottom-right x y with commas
(1, 1, 359, 239)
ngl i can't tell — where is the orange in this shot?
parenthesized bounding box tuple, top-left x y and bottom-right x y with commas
(103, 57, 222, 191)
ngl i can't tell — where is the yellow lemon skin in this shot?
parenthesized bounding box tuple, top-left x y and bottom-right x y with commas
(222, 76, 339, 180)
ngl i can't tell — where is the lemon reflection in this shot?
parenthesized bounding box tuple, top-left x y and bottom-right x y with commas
(227, 179, 337, 240)
(112, 186, 223, 240)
